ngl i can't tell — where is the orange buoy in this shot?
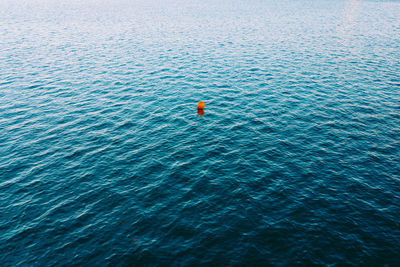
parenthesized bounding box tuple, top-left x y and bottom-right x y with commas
(197, 101, 205, 110)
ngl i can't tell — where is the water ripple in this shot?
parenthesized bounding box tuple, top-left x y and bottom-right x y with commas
(1, 0, 400, 265)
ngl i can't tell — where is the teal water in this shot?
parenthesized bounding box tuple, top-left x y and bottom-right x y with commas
(1, 0, 399, 265)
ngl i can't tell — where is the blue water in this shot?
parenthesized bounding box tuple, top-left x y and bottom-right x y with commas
(1, 0, 399, 265)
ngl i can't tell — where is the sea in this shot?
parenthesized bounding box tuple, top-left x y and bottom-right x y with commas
(0, 0, 399, 265)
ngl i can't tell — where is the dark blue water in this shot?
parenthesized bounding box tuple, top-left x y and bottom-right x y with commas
(1, 0, 399, 265)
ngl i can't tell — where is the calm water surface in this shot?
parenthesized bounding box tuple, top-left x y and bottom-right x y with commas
(1, 0, 399, 265)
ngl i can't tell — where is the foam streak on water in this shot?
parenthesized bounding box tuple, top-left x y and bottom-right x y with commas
(0, 0, 399, 265)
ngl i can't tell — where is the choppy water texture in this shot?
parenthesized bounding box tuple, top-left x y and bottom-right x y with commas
(1, 0, 400, 265)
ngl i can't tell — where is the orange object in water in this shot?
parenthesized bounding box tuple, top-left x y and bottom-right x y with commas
(197, 101, 205, 110)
